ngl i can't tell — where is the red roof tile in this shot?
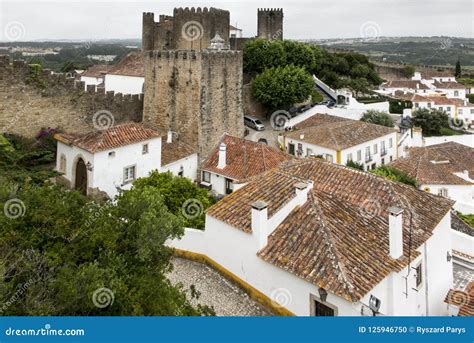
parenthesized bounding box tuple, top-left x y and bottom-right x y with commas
(445, 282, 474, 316)
(107, 52, 144, 77)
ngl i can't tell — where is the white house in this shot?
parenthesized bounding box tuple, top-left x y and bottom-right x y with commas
(412, 71, 456, 83)
(390, 142, 474, 215)
(169, 158, 455, 316)
(229, 25, 243, 39)
(104, 52, 144, 95)
(80, 65, 111, 90)
(200, 134, 292, 196)
(433, 80, 467, 100)
(379, 80, 432, 96)
(54, 122, 197, 199)
(283, 113, 398, 170)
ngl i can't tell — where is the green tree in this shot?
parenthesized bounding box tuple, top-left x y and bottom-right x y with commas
(346, 160, 364, 171)
(411, 108, 450, 136)
(243, 39, 286, 74)
(282, 40, 315, 69)
(402, 65, 416, 79)
(455, 59, 462, 78)
(360, 110, 395, 127)
(370, 165, 418, 187)
(252, 65, 314, 109)
(0, 182, 214, 316)
(132, 171, 215, 230)
(349, 77, 370, 97)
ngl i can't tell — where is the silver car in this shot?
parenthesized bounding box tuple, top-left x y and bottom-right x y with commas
(244, 115, 265, 131)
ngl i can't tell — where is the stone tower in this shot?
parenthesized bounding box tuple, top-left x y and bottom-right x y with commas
(142, 7, 230, 51)
(143, 50, 244, 158)
(257, 8, 284, 40)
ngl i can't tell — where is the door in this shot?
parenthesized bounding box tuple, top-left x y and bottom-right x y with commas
(288, 143, 295, 156)
(75, 158, 88, 195)
(313, 300, 335, 316)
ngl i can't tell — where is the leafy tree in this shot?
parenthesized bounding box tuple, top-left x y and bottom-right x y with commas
(370, 165, 418, 187)
(402, 65, 416, 79)
(455, 59, 462, 78)
(252, 65, 314, 109)
(346, 160, 364, 171)
(411, 108, 450, 136)
(349, 77, 370, 97)
(282, 40, 315, 69)
(360, 110, 395, 127)
(60, 60, 79, 73)
(243, 39, 286, 74)
(0, 182, 214, 316)
(132, 171, 215, 230)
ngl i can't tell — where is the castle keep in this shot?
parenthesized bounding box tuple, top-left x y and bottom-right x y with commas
(142, 7, 244, 158)
(142, 7, 230, 51)
(257, 8, 284, 40)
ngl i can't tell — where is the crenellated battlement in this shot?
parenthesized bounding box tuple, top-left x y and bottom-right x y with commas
(257, 8, 284, 40)
(257, 8, 284, 14)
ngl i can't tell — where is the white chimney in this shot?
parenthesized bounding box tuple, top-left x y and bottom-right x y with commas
(167, 129, 173, 143)
(388, 207, 404, 259)
(217, 143, 226, 169)
(412, 127, 423, 147)
(251, 200, 268, 249)
(295, 182, 312, 206)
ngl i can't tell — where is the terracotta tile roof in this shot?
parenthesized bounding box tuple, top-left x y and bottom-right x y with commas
(434, 80, 466, 90)
(383, 80, 430, 90)
(107, 52, 144, 77)
(390, 142, 474, 186)
(445, 282, 474, 316)
(207, 159, 454, 301)
(81, 64, 111, 78)
(55, 122, 161, 153)
(392, 91, 429, 102)
(161, 139, 197, 166)
(284, 113, 395, 151)
(201, 135, 292, 182)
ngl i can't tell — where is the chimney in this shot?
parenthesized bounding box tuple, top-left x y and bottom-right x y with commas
(388, 207, 404, 259)
(251, 200, 268, 249)
(217, 143, 226, 169)
(412, 127, 423, 147)
(295, 182, 312, 206)
(167, 129, 173, 143)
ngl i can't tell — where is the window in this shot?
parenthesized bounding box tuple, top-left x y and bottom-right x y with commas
(365, 147, 371, 162)
(123, 165, 136, 184)
(454, 91, 459, 97)
(347, 153, 353, 162)
(427, 102, 431, 108)
(447, 106, 451, 112)
(202, 171, 211, 183)
(288, 143, 295, 156)
(225, 178, 233, 195)
(381, 158, 385, 165)
(371, 163, 376, 170)
(59, 154, 67, 173)
(471, 109, 474, 114)
(438, 188, 449, 198)
(313, 300, 335, 316)
(325, 154, 333, 163)
(458, 109, 463, 115)
(389, 138, 393, 148)
(415, 262, 423, 288)
(306, 148, 313, 157)
(373, 144, 378, 154)
(415, 103, 419, 108)
(438, 107, 443, 111)
(357, 150, 362, 161)
(142, 143, 149, 154)
(390, 156, 393, 162)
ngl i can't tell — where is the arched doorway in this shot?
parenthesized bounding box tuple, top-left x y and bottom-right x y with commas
(75, 158, 88, 195)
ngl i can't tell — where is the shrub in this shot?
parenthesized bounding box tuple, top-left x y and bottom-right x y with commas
(346, 160, 364, 171)
(371, 165, 418, 187)
(361, 110, 395, 127)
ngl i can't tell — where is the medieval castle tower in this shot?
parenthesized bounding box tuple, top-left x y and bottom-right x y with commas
(257, 8, 284, 40)
(142, 7, 244, 158)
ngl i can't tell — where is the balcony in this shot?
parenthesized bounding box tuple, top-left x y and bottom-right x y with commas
(365, 154, 373, 163)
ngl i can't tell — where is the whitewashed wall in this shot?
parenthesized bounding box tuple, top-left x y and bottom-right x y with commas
(105, 74, 144, 95)
(80, 76, 102, 90)
(451, 230, 474, 260)
(161, 154, 198, 182)
(421, 184, 474, 214)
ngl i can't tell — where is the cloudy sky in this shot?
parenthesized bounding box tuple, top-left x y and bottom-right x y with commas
(0, 0, 472, 42)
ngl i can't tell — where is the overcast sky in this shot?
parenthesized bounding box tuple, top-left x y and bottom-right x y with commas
(0, 0, 472, 42)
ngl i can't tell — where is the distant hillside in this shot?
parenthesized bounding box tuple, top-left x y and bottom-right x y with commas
(307, 37, 474, 69)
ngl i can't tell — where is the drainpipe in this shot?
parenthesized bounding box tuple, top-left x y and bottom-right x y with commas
(424, 242, 429, 316)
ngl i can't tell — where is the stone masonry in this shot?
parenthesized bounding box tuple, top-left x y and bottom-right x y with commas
(257, 8, 284, 40)
(0, 56, 142, 138)
(143, 50, 244, 158)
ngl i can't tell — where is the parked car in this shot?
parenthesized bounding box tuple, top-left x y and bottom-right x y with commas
(257, 137, 268, 145)
(288, 106, 299, 117)
(244, 115, 265, 131)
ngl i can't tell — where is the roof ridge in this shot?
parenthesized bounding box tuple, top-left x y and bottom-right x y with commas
(308, 192, 358, 301)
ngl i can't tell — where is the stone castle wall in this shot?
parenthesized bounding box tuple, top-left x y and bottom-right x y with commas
(0, 55, 142, 137)
(143, 50, 244, 157)
(143, 7, 230, 51)
(257, 8, 283, 40)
